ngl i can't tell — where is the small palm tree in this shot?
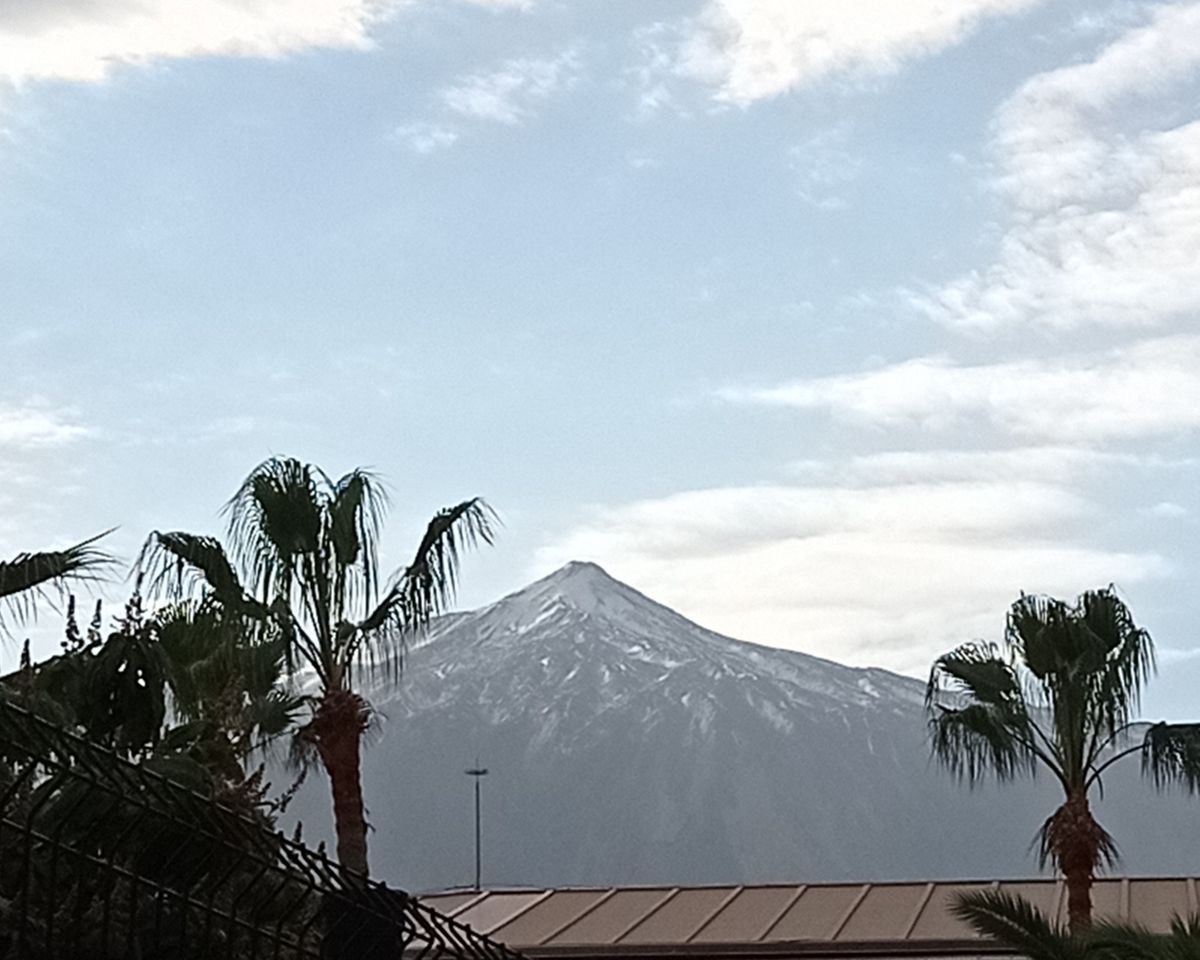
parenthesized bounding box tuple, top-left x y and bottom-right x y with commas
(0, 533, 114, 634)
(953, 889, 1085, 960)
(9, 592, 302, 793)
(155, 599, 303, 772)
(139, 457, 495, 876)
(927, 588, 1200, 933)
(954, 888, 1200, 960)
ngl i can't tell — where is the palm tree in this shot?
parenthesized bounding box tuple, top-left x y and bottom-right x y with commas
(5, 590, 304, 817)
(0, 532, 114, 634)
(927, 588, 1200, 933)
(154, 598, 303, 775)
(138, 456, 495, 876)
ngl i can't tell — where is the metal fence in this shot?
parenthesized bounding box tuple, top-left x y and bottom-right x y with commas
(0, 698, 525, 960)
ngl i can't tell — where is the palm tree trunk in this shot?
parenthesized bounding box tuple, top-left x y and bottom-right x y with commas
(1059, 791, 1096, 934)
(313, 690, 371, 877)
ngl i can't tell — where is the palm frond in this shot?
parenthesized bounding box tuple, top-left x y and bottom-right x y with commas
(929, 703, 1037, 784)
(137, 532, 257, 613)
(223, 456, 323, 601)
(927, 642, 1041, 784)
(1006, 593, 1065, 681)
(396, 498, 497, 624)
(952, 890, 1079, 960)
(0, 532, 116, 632)
(85, 601, 174, 756)
(1081, 587, 1154, 738)
(151, 596, 302, 752)
(248, 688, 307, 742)
(351, 499, 497, 683)
(152, 600, 224, 722)
(926, 642, 1024, 711)
(1169, 914, 1200, 943)
(1155, 915, 1200, 960)
(1142, 723, 1200, 792)
(328, 468, 387, 608)
(286, 720, 322, 774)
(1088, 919, 1162, 960)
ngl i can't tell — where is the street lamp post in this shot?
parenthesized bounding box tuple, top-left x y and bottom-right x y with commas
(464, 765, 488, 891)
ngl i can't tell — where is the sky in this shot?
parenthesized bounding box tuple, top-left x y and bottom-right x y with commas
(3, 0, 1200, 718)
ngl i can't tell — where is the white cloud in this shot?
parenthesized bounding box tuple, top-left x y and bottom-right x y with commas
(0, 0, 540, 89)
(626, 152, 660, 170)
(645, 0, 1041, 107)
(788, 445, 1141, 485)
(1144, 501, 1189, 519)
(537, 471, 1165, 673)
(916, 2, 1200, 331)
(790, 122, 862, 209)
(0, 404, 90, 448)
(393, 120, 459, 153)
(1065, 2, 1153, 41)
(0, 0, 405, 87)
(626, 22, 690, 119)
(719, 334, 1200, 441)
(441, 48, 580, 125)
(461, 0, 535, 8)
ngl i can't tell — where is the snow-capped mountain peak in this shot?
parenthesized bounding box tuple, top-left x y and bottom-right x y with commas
(477, 559, 681, 633)
(407, 561, 925, 723)
(510, 560, 641, 616)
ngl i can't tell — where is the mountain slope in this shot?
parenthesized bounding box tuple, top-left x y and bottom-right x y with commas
(282, 562, 1200, 891)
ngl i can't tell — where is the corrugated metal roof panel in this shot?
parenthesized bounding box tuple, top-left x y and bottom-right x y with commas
(837, 884, 929, 941)
(768, 885, 867, 941)
(1089, 881, 1122, 923)
(420, 878, 1200, 950)
(621, 886, 737, 943)
(1129, 879, 1191, 932)
(422, 892, 484, 916)
(549, 888, 676, 945)
(492, 890, 612, 946)
(908, 883, 988, 940)
(456, 891, 548, 935)
(691, 886, 802, 943)
(994, 881, 1057, 917)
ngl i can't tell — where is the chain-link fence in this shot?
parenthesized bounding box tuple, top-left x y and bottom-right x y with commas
(0, 698, 525, 960)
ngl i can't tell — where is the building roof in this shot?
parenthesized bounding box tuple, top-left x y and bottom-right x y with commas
(421, 879, 1200, 957)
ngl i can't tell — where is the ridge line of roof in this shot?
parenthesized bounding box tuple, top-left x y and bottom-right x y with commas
(422, 875, 1200, 898)
(518, 939, 1016, 959)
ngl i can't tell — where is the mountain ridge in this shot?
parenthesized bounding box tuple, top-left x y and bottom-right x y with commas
(415, 560, 925, 709)
(283, 561, 1200, 892)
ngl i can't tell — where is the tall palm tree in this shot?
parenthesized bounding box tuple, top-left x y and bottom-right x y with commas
(138, 457, 495, 876)
(0, 532, 114, 634)
(927, 588, 1200, 933)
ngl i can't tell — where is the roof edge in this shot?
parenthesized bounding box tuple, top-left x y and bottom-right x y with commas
(521, 940, 1015, 960)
